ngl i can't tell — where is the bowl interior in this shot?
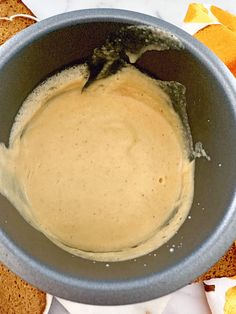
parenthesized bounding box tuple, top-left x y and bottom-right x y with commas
(0, 18, 236, 302)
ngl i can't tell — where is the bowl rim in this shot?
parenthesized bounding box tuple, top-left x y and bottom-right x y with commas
(0, 8, 236, 305)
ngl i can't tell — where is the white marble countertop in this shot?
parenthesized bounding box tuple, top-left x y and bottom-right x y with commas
(22, 0, 236, 26)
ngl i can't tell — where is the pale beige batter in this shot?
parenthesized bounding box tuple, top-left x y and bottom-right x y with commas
(0, 65, 194, 261)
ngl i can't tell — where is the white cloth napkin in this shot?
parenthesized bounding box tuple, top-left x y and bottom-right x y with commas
(55, 283, 211, 314)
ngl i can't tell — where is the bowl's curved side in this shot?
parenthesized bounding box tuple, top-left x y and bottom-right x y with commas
(0, 9, 236, 305)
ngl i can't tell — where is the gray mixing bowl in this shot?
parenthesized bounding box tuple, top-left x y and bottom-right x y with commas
(0, 9, 236, 305)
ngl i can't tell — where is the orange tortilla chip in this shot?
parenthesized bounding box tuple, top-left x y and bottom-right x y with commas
(224, 286, 236, 314)
(211, 5, 236, 33)
(184, 3, 216, 23)
(194, 24, 236, 77)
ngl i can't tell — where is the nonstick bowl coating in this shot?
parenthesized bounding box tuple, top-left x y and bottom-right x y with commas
(0, 9, 236, 305)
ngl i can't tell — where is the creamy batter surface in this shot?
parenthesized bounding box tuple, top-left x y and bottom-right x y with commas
(0, 65, 194, 261)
